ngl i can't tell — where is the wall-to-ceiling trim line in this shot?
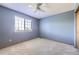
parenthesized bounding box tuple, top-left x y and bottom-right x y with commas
(0, 5, 38, 20)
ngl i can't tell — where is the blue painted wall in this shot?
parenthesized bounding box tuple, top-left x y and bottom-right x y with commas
(0, 6, 39, 48)
(0, 5, 75, 49)
(39, 10, 74, 45)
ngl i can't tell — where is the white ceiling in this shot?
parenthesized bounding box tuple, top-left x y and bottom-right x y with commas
(0, 3, 75, 19)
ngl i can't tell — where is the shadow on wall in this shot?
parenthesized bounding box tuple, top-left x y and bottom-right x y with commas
(0, 6, 39, 49)
(39, 10, 74, 45)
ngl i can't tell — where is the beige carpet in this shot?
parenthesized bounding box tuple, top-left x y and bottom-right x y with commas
(0, 38, 79, 55)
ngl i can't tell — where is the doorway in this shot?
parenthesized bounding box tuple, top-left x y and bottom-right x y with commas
(76, 7, 79, 48)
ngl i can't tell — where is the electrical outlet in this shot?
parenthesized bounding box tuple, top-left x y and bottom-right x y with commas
(9, 39, 12, 42)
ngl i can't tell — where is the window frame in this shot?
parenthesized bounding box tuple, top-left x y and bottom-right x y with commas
(15, 16, 32, 32)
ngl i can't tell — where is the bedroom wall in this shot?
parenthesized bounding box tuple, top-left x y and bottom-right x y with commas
(0, 6, 39, 48)
(39, 10, 75, 45)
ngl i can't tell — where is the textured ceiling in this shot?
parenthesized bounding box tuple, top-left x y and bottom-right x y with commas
(0, 3, 75, 19)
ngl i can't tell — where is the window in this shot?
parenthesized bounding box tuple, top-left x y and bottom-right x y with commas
(15, 16, 24, 31)
(25, 19, 32, 31)
(15, 16, 32, 32)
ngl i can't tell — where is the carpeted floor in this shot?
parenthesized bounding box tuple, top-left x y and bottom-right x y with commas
(0, 38, 79, 55)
